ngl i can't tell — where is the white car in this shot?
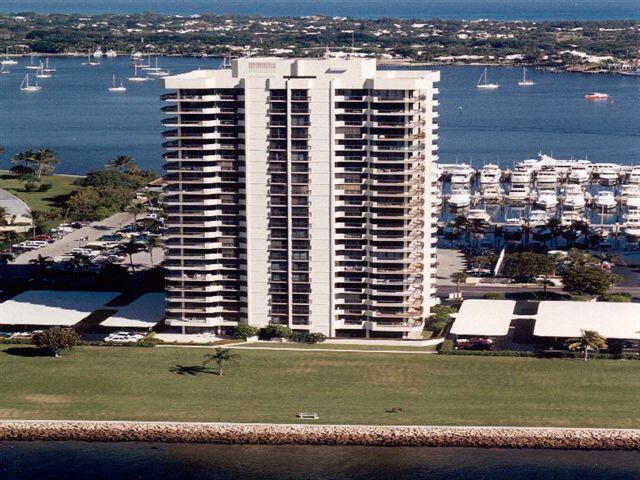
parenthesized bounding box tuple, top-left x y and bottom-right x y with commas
(105, 331, 145, 343)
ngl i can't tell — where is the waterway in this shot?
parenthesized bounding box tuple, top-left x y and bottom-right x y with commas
(2, 442, 640, 479)
(1, 57, 638, 175)
(1, 0, 640, 20)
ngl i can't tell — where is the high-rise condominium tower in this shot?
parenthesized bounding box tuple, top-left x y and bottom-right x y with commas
(162, 57, 439, 339)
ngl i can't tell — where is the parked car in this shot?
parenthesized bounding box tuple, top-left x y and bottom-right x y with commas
(456, 338, 494, 351)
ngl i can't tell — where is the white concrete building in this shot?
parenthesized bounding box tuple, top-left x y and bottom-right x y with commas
(162, 57, 439, 338)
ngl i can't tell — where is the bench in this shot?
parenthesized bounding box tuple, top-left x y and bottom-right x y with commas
(296, 412, 319, 420)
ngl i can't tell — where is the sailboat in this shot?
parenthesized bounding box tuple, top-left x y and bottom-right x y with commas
(128, 64, 149, 82)
(42, 58, 56, 73)
(25, 54, 40, 70)
(0, 64, 10, 75)
(83, 53, 101, 66)
(517, 67, 536, 86)
(35, 63, 51, 79)
(476, 67, 499, 89)
(20, 74, 41, 92)
(108, 74, 127, 92)
(1, 48, 18, 65)
(143, 57, 161, 71)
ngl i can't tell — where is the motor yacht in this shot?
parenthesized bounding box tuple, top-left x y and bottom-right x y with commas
(598, 167, 619, 186)
(628, 166, 640, 184)
(528, 209, 548, 227)
(481, 184, 503, 202)
(623, 213, 640, 239)
(535, 167, 558, 186)
(568, 165, 590, 184)
(593, 191, 617, 211)
(561, 211, 586, 227)
(510, 167, 532, 184)
(534, 189, 558, 209)
(507, 184, 530, 203)
(450, 165, 474, 184)
(448, 188, 471, 208)
(562, 185, 586, 210)
(479, 164, 501, 185)
(619, 184, 640, 206)
(467, 209, 491, 223)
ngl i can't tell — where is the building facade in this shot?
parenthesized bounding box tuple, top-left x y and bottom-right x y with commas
(162, 57, 439, 338)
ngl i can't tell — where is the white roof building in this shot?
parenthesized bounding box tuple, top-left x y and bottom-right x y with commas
(450, 299, 516, 336)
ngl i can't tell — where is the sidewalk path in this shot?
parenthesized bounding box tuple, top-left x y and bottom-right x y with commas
(158, 344, 438, 355)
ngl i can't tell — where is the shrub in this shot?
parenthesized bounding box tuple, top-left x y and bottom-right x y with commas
(263, 324, 292, 339)
(137, 332, 163, 347)
(32, 327, 79, 357)
(23, 180, 40, 192)
(598, 293, 631, 303)
(289, 332, 327, 344)
(37, 183, 53, 192)
(571, 295, 591, 302)
(482, 292, 505, 300)
(234, 325, 260, 340)
(430, 305, 456, 315)
(437, 339, 454, 352)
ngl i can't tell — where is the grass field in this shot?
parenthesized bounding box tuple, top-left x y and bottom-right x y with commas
(0, 171, 81, 212)
(0, 345, 638, 427)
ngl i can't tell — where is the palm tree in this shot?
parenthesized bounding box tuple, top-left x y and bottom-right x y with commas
(0, 206, 8, 226)
(32, 148, 59, 178)
(11, 149, 36, 173)
(126, 203, 147, 223)
(146, 236, 161, 267)
(106, 155, 137, 173)
(450, 271, 467, 298)
(567, 330, 607, 361)
(121, 240, 141, 271)
(468, 218, 486, 249)
(545, 217, 562, 246)
(202, 348, 239, 376)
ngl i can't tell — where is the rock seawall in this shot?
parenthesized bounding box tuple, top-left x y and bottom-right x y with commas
(0, 422, 638, 450)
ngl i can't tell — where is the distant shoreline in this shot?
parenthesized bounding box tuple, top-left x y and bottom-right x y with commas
(1, 421, 639, 450)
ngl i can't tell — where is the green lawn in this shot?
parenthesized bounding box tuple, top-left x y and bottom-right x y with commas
(1, 345, 639, 427)
(0, 171, 81, 212)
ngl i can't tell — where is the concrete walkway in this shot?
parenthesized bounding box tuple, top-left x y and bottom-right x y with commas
(158, 344, 438, 354)
(0, 188, 32, 231)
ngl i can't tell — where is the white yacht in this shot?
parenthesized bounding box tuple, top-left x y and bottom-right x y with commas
(568, 165, 590, 184)
(517, 67, 536, 86)
(599, 167, 619, 186)
(628, 167, 640, 184)
(35, 64, 51, 79)
(128, 64, 150, 82)
(105, 49, 117, 58)
(25, 54, 40, 70)
(481, 184, 503, 202)
(593, 190, 617, 210)
(535, 167, 558, 186)
(528, 209, 548, 227)
(1, 48, 18, 65)
(0, 64, 10, 75)
(467, 209, 491, 223)
(108, 74, 127, 92)
(562, 185, 586, 210)
(479, 164, 501, 185)
(448, 188, 471, 208)
(19, 74, 41, 92)
(510, 167, 532, 184)
(507, 184, 530, 203)
(477, 67, 499, 89)
(619, 184, 640, 206)
(83, 54, 100, 66)
(41, 58, 56, 73)
(93, 48, 103, 58)
(623, 213, 640, 239)
(535, 189, 558, 209)
(561, 211, 586, 227)
(450, 164, 474, 184)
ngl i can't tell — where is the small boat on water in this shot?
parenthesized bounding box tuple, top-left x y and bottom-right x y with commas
(623, 213, 640, 239)
(19, 73, 41, 92)
(35, 64, 51, 79)
(128, 64, 149, 82)
(593, 191, 617, 210)
(477, 67, 499, 89)
(25, 54, 40, 70)
(517, 67, 536, 86)
(83, 54, 101, 66)
(108, 74, 127, 92)
(0, 64, 10, 75)
(585, 92, 609, 101)
(1, 48, 18, 65)
(42, 58, 56, 73)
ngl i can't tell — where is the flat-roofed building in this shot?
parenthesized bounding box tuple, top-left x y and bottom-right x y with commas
(162, 57, 440, 338)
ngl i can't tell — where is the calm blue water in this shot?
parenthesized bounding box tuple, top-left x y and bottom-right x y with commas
(1, 442, 640, 479)
(1, 0, 639, 20)
(1, 57, 638, 174)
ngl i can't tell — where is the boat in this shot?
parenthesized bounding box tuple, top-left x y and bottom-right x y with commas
(0, 64, 10, 75)
(83, 54, 100, 66)
(131, 51, 144, 60)
(35, 64, 51, 79)
(147, 69, 170, 77)
(467, 209, 491, 223)
(585, 92, 609, 101)
(479, 164, 501, 185)
(477, 67, 499, 89)
(568, 165, 590, 184)
(448, 188, 471, 208)
(593, 191, 617, 210)
(143, 57, 162, 72)
(25, 54, 40, 70)
(507, 184, 530, 203)
(628, 166, 640, 184)
(510, 167, 532, 184)
(561, 211, 586, 227)
(517, 67, 536, 86)
(562, 185, 586, 210)
(19, 74, 41, 92)
(450, 164, 474, 184)
(1, 48, 18, 65)
(481, 184, 503, 202)
(105, 49, 117, 58)
(534, 189, 558, 209)
(42, 58, 56, 73)
(598, 167, 619, 186)
(128, 64, 149, 82)
(535, 167, 558, 185)
(93, 48, 103, 58)
(108, 74, 127, 92)
(623, 213, 640, 239)
(528, 209, 548, 227)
